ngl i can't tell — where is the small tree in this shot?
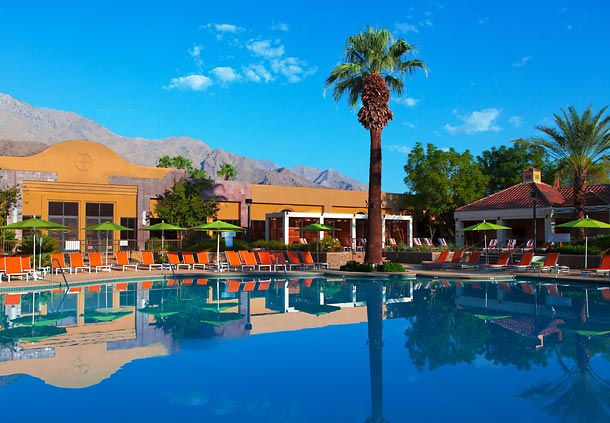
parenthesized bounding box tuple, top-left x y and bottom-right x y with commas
(156, 155, 207, 179)
(217, 163, 237, 181)
(155, 178, 217, 228)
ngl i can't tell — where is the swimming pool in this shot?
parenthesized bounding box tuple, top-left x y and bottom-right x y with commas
(0, 276, 608, 422)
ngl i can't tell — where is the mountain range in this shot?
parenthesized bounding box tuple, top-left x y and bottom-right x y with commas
(0, 93, 366, 190)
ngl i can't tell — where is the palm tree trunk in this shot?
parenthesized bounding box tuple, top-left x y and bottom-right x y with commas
(366, 281, 384, 423)
(365, 128, 383, 265)
(573, 170, 587, 241)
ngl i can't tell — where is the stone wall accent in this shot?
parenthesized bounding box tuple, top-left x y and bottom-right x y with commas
(204, 180, 251, 227)
(0, 169, 57, 226)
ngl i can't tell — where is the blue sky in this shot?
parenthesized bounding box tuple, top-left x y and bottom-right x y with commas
(1, 1, 609, 192)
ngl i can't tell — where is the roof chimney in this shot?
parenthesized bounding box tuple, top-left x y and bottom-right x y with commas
(522, 168, 541, 184)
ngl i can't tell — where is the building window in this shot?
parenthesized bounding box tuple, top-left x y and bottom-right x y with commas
(120, 217, 137, 240)
(86, 203, 114, 246)
(48, 202, 78, 242)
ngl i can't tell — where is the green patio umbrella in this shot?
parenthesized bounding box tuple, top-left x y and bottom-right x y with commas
(298, 223, 341, 261)
(557, 215, 610, 268)
(2, 217, 68, 276)
(141, 221, 186, 251)
(84, 221, 132, 265)
(462, 220, 511, 265)
(192, 220, 244, 272)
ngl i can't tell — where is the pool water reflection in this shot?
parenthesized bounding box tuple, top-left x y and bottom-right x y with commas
(0, 277, 608, 422)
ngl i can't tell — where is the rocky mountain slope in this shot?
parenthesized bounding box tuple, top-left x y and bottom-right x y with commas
(0, 93, 365, 190)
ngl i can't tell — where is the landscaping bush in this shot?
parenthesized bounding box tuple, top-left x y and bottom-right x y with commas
(379, 262, 405, 272)
(340, 260, 375, 272)
(18, 234, 58, 254)
(550, 244, 605, 255)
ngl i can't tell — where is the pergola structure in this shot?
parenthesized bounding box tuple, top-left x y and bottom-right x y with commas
(264, 211, 412, 249)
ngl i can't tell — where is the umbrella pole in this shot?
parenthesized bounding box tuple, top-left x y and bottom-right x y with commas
(484, 233, 488, 265)
(216, 234, 220, 272)
(105, 231, 109, 265)
(585, 232, 588, 269)
(161, 230, 165, 251)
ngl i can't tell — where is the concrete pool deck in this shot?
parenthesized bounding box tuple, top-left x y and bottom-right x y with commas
(1, 263, 609, 292)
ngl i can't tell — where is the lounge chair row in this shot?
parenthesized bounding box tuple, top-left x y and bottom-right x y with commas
(422, 251, 570, 273)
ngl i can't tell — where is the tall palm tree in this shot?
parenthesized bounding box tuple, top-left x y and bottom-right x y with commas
(217, 163, 237, 181)
(325, 27, 425, 264)
(533, 105, 610, 239)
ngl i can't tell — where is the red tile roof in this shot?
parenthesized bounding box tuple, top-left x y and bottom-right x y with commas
(456, 182, 610, 212)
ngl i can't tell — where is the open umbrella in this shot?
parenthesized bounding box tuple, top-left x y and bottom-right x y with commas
(141, 221, 186, 251)
(298, 223, 341, 261)
(2, 217, 67, 278)
(462, 220, 511, 265)
(192, 220, 244, 272)
(84, 221, 132, 265)
(557, 215, 610, 268)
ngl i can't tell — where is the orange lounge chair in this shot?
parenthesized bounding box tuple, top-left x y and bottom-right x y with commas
(254, 251, 273, 272)
(192, 252, 211, 270)
(505, 252, 534, 272)
(287, 251, 311, 270)
(535, 252, 569, 273)
(4, 293, 21, 305)
(196, 279, 208, 286)
(443, 250, 464, 269)
(239, 250, 261, 270)
(421, 250, 449, 269)
(51, 253, 72, 274)
(225, 250, 254, 271)
(302, 278, 313, 288)
(5, 256, 29, 281)
(182, 279, 193, 286)
(89, 252, 112, 272)
(116, 251, 137, 271)
(258, 280, 271, 290)
(70, 253, 91, 273)
(545, 284, 559, 296)
(167, 252, 189, 270)
(582, 254, 610, 276)
(270, 252, 288, 271)
(601, 288, 610, 302)
(115, 283, 128, 291)
(141, 281, 153, 289)
(18, 255, 37, 277)
(301, 251, 329, 269)
(520, 282, 535, 295)
(227, 280, 241, 293)
(498, 282, 511, 292)
(88, 285, 101, 292)
(243, 280, 256, 291)
(139, 251, 163, 271)
(485, 252, 511, 269)
(182, 252, 196, 269)
(460, 251, 481, 269)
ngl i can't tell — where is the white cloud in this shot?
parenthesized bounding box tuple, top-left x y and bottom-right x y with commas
(403, 121, 416, 129)
(509, 115, 523, 128)
(242, 64, 274, 83)
(478, 17, 489, 24)
(164, 74, 212, 91)
(211, 66, 240, 84)
(444, 108, 502, 134)
(247, 39, 285, 58)
(395, 22, 419, 34)
(212, 23, 241, 33)
(420, 18, 433, 27)
(385, 144, 412, 154)
(270, 57, 317, 83)
(513, 55, 532, 68)
(271, 21, 289, 32)
(396, 97, 419, 107)
(189, 44, 204, 67)
(566, 24, 573, 30)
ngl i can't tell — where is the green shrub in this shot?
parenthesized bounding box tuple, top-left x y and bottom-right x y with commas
(551, 244, 605, 255)
(18, 234, 58, 254)
(340, 260, 375, 272)
(379, 262, 405, 272)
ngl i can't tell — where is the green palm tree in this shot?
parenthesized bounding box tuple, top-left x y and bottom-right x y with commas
(325, 27, 425, 264)
(533, 105, 610, 238)
(157, 155, 173, 168)
(217, 163, 237, 181)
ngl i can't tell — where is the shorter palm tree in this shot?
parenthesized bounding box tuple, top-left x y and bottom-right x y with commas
(533, 105, 610, 238)
(217, 163, 237, 180)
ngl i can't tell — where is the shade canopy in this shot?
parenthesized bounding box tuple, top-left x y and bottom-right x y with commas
(462, 221, 511, 231)
(2, 217, 67, 231)
(193, 220, 244, 232)
(141, 222, 187, 231)
(84, 221, 133, 231)
(298, 223, 341, 232)
(556, 216, 610, 229)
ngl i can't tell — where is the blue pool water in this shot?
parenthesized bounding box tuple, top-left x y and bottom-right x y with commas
(0, 276, 608, 422)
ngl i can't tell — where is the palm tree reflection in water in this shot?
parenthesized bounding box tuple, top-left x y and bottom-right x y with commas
(366, 281, 386, 423)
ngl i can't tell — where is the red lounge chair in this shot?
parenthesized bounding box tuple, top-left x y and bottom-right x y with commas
(505, 252, 534, 272)
(225, 250, 254, 271)
(243, 281, 256, 291)
(196, 279, 208, 286)
(115, 283, 128, 291)
(546, 284, 559, 296)
(523, 239, 534, 250)
(470, 282, 481, 289)
(454, 281, 464, 288)
(89, 252, 112, 272)
(421, 250, 449, 269)
(601, 288, 610, 302)
(227, 280, 241, 293)
(302, 278, 313, 288)
(166, 252, 188, 270)
(487, 238, 498, 250)
(5, 256, 29, 281)
(460, 251, 481, 269)
(116, 251, 137, 271)
(142, 281, 153, 290)
(270, 252, 289, 271)
(301, 251, 329, 269)
(287, 251, 309, 270)
(258, 280, 271, 290)
(182, 252, 196, 269)
(88, 285, 101, 292)
(503, 239, 517, 250)
(70, 253, 91, 273)
(499, 282, 510, 292)
(520, 283, 535, 295)
(182, 279, 193, 286)
(4, 294, 21, 305)
(69, 287, 82, 293)
(288, 279, 299, 288)
(139, 251, 163, 271)
(443, 250, 464, 269)
(51, 253, 72, 274)
(254, 251, 273, 271)
(192, 252, 211, 270)
(582, 254, 610, 276)
(441, 280, 450, 287)
(485, 252, 511, 269)
(239, 251, 261, 270)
